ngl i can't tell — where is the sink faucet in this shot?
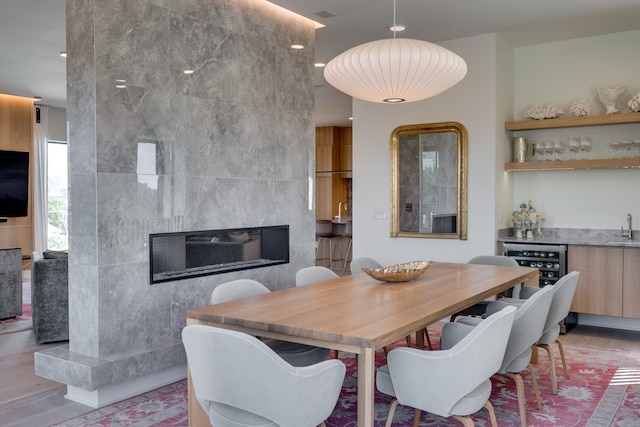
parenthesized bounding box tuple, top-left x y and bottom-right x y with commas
(622, 213, 632, 240)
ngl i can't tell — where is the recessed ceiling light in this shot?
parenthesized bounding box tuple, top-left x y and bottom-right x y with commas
(116, 79, 126, 83)
(291, 44, 304, 50)
(34, 96, 42, 101)
(183, 69, 194, 75)
(389, 25, 405, 32)
(348, 116, 353, 121)
(115, 84, 127, 89)
(315, 62, 326, 68)
(59, 51, 67, 58)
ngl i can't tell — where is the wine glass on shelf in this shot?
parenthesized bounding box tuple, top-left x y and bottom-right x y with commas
(569, 137, 581, 160)
(554, 140, 564, 160)
(609, 141, 620, 159)
(580, 136, 592, 160)
(544, 140, 553, 161)
(535, 141, 545, 162)
(620, 140, 633, 158)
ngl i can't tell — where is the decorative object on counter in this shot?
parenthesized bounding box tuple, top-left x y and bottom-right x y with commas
(512, 200, 540, 239)
(361, 260, 432, 282)
(597, 85, 627, 114)
(628, 92, 640, 112)
(523, 104, 564, 120)
(569, 99, 592, 117)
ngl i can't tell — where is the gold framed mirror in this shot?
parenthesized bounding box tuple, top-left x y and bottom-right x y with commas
(390, 121, 467, 239)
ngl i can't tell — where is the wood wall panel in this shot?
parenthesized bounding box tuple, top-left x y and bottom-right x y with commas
(0, 94, 34, 256)
(623, 248, 640, 318)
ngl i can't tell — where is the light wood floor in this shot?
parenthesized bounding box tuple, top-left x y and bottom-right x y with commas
(1, 323, 639, 427)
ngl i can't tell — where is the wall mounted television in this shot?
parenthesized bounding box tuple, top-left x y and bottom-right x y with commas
(0, 150, 30, 217)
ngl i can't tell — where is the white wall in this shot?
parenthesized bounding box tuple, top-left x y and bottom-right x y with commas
(512, 29, 640, 229)
(352, 33, 504, 265)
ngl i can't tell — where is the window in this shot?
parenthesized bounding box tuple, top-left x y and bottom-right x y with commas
(48, 141, 68, 250)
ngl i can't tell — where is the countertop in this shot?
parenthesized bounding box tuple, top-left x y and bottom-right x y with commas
(497, 228, 640, 248)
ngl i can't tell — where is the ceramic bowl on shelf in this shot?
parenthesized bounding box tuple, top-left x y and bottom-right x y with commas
(362, 260, 432, 283)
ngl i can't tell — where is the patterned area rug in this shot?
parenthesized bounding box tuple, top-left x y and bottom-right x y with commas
(52, 330, 640, 427)
(0, 280, 32, 335)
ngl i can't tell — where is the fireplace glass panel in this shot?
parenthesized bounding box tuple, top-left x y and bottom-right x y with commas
(149, 225, 289, 284)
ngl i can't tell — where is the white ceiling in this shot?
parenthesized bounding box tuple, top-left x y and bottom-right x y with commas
(1, 0, 639, 127)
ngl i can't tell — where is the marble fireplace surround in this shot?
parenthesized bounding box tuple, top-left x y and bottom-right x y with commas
(150, 225, 290, 283)
(34, 0, 317, 410)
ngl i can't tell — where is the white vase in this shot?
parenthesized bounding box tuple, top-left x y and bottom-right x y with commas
(526, 230, 533, 240)
(515, 230, 523, 239)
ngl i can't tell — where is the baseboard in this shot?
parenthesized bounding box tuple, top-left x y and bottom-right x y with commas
(578, 314, 640, 332)
(65, 364, 187, 408)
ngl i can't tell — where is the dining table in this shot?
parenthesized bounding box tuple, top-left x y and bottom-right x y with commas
(186, 261, 539, 427)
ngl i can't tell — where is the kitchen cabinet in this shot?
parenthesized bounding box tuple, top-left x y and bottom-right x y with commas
(569, 245, 640, 318)
(504, 112, 640, 172)
(316, 126, 352, 220)
(569, 245, 623, 316)
(623, 248, 640, 318)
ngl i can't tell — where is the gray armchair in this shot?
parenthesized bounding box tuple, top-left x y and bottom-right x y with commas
(31, 251, 69, 343)
(0, 248, 22, 319)
(182, 325, 346, 427)
(211, 279, 331, 366)
(376, 306, 516, 427)
(441, 285, 555, 427)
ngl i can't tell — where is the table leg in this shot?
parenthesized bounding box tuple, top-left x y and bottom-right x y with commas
(357, 348, 376, 427)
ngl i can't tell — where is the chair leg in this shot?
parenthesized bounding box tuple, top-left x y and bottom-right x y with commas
(333, 349, 339, 359)
(528, 363, 544, 410)
(412, 409, 421, 427)
(485, 400, 498, 427)
(385, 400, 400, 427)
(406, 335, 412, 347)
(556, 339, 570, 379)
(506, 372, 527, 427)
(537, 343, 559, 394)
(319, 422, 326, 427)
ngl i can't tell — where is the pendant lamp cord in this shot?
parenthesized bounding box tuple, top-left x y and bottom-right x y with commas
(393, 0, 397, 39)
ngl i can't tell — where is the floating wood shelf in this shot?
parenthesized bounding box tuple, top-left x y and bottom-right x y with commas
(505, 157, 640, 171)
(505, 113, 640, 131)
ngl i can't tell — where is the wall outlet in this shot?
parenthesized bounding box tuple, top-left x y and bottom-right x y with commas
(374, 209, 387, 219)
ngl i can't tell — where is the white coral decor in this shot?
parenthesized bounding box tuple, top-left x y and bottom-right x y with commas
(628, 93, 640, 112)
(524, 104, 564, 120)
(570, 100, 591, 117)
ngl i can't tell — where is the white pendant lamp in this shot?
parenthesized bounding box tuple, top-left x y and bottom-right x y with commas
(324, 1, 467, 104)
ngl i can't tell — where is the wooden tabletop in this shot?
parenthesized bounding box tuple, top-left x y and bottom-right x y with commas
(187, 261, 538, 352)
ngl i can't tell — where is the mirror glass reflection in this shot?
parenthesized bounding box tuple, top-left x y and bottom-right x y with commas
(390, 122, 467, 239)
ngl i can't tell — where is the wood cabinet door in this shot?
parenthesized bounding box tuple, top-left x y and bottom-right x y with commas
(568, 246, 623, 316)
(623, 248, 640, 318)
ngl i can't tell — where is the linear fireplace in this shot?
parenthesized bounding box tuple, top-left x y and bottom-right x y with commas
(149, 225, 289, 284)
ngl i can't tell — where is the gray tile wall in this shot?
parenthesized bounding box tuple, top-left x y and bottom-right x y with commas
(38, 0, 316, 392)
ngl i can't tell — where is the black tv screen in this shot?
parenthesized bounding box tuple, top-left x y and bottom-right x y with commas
(0, 150, 29, 217)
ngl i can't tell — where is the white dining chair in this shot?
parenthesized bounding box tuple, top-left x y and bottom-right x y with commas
(183, 325, 345, 427)
(376, 306, 516, 427)
(211, 279, 331, 366)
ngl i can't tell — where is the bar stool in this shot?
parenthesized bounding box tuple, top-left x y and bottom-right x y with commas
(341, 220, 353, 273)
(315, 220, 335, 269)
